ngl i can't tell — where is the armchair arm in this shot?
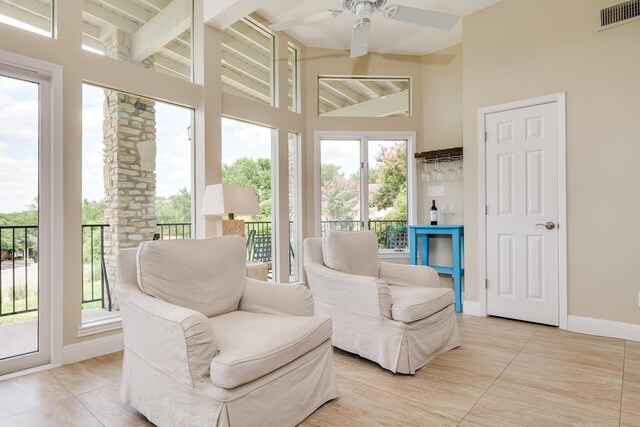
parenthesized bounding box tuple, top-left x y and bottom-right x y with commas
(116, 280, 217, 387)
(304, 262, 391, 319)
(239, 278, 314, 316)
(379, 261, 440, 288)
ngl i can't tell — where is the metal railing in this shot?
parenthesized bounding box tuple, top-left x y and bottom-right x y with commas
(155, 222, 191, 240)
(82, 222, 192, 311)
(82, 224, 111, 310)
(3, 219, 406, 317)
(0, 225, 39, 318)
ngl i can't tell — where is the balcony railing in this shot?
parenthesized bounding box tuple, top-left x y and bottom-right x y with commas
(0, 225, 39, 318)
(82, 222, 192, 312)
(3, 220, 406, 318)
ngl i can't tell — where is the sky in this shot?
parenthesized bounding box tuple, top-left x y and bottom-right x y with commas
(0, 75, 39, 214)
(1, 74, 406, 215)
(82, 84, 192, 203)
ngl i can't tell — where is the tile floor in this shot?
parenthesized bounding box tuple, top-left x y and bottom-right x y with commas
(0, 314, 638, 426)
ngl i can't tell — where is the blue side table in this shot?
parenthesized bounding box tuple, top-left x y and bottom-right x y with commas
(409, 225, 464, 313)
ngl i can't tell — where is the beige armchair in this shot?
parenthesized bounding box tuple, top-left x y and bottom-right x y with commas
(116, 236, 338, 427)
(303, 231, 460, 374)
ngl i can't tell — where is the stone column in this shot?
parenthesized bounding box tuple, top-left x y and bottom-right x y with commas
(103, 91, 157, 310)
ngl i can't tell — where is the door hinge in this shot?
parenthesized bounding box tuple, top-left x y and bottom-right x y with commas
(485, 205, 488, 215)
(360, 161, 365, 169)
(485, 279, 488, 289)
(484, 131, 488, 142)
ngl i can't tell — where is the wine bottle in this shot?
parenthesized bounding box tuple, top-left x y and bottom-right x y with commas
(430, 200, 438, 225)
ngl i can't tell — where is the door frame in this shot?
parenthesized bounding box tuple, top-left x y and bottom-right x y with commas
(477, 93, 567, 329)
(0, 50, 64, 375)
(313, 130, 417, 238)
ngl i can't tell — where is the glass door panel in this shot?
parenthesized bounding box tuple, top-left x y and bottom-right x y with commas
(0, 71, 49, 374)
(320, 139, 361, 233)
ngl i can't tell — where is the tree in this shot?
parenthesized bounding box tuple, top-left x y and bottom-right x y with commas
(156, 187, 191, 224)
(370, 142, 407, 214)
(222, 157, 272, 220)
(320, 164, 359, 222)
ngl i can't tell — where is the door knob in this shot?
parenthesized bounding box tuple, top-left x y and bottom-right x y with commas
(535, 222, 556, 230)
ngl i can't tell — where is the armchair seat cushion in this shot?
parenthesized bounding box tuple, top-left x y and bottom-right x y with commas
(209, 311, 332, 389)
(389, 285, 454, 323)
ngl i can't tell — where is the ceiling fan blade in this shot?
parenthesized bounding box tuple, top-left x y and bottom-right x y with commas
(384, 5, 460, 30)
(269, 10, 343, 31)
(350, 19, 370, 58)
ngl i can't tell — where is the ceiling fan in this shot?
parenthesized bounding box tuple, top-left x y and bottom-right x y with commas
(269, 0, 460, 58)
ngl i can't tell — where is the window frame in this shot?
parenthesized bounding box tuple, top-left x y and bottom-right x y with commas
(314, 131, 417, 258)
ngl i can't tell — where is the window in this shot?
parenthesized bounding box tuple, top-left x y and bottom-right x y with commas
(288, 131, 301, 281)
(81, 83, 194, 321)
(221, 117, 276, 280)
(81, 0, 193, 81)
(318, 134, 415, 254)
(221, 19, 274, 106)
(287, 44, 299, 112)
(318, 76, 410, 117)
(0, 0, 53, 37)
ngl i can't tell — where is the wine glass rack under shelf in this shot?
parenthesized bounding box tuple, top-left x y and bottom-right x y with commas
(414, 147, 463, 164)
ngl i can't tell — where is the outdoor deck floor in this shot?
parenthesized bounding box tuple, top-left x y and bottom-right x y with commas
(0, 318, 37, 360)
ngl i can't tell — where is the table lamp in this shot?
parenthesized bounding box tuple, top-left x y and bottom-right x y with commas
(201, 184, 260, 236)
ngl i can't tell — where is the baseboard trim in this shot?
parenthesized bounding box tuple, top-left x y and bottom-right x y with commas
(63, 332, 124, 365)
(463, 301, 481, 316)
(568, 315, 640, 342)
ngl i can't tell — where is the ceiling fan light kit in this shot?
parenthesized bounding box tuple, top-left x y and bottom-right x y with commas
(269, 0, 460, 58)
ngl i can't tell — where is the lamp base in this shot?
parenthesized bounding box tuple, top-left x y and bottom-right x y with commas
(217, 219, 245, 237)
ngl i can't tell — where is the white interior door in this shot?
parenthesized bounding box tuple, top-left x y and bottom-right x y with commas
(486, 102, 559, 326)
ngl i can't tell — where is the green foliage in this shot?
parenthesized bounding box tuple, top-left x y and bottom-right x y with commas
(0, 203, 38, 261)
(370, 142, 407, 216)
(321, 164, 359, 221)
(384, 183, 408, 221)
(82, 199, 105, 263)
(156, 187, 192, 223)
(222, 157, 272, 220)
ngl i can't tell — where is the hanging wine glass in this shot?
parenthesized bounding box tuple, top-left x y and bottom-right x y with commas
(456, 158, 463, 180)
(421, 163, 429, 182)
(447, 159, 457, 181)
(432, 161, 441, 181)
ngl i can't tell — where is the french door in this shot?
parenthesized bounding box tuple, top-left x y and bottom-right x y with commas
(0, 66, 52, 375)
(316, 133, 415, 250)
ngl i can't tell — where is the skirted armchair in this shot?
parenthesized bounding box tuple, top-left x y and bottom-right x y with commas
(303, 230, 460, 374)
(116, 236, 338, 427)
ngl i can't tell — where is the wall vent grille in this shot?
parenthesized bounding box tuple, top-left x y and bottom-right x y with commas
(600, 0, 640, 28)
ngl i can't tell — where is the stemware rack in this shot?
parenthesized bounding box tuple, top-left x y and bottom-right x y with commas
(414, 147, 463, 164)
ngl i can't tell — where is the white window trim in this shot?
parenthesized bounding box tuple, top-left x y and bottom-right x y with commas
(0, 50, 64, 371)
(313, 130, 417, 243)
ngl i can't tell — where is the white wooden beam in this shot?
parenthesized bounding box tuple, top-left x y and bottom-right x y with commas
(98, 0, 153, 23)
(222, 52, 270, 86)
(131, 0, 190, 62)
(137, 0, 169, 13)
(221, 68, 270, 99)
(4, 0, 50, 19)
(204, 0, 272, 29)
(83, 0, 138, 34)
(82, 34, 104, 52)
(222, 33, 270, 71)
(322, 90, 409, 117)
(152, 54, 190, 76)
(0, 2, 50, 32)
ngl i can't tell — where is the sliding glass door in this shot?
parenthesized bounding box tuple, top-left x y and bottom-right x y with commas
(0, 67, 51, 375)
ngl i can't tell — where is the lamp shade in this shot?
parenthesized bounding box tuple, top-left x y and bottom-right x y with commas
(201, 184, 260, 217)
